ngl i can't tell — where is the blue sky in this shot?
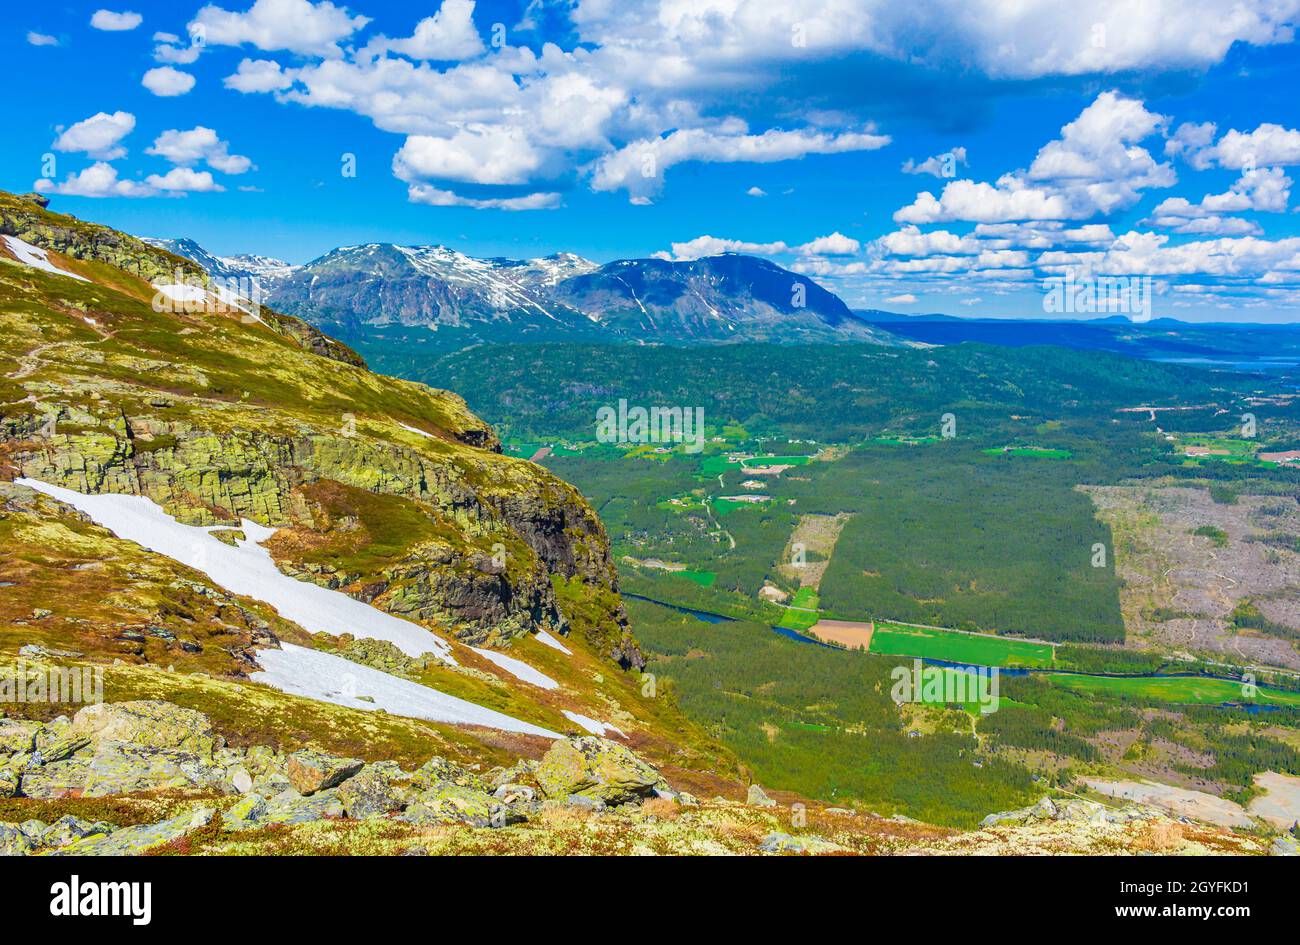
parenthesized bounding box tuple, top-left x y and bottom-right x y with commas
(7, 0, 1300, 321)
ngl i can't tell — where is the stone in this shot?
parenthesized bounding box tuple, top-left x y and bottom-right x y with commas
(80, 743, 211, 797)
(287, 749, 364, 795)
(222, 793, 268, 831)
(758, 832, 841, 855)
(0, 823, 33, 856)
(563, 794, 606, 813)
(401, 782, 497, 828)
(1031, 796, 1058, 820)
(19, 819, 49, 843)
(251, 772, 295, 799)
(411, 755, 484, 792)
(32, 734, 91, 765)
(261, 789, 345, 825)
(493, 783, 536, 804)
(747, 784, 777, 808)
(71, 701, 216, 756)
(230, 766, 254, 794)
(1272, 835, 1299, 856)
(16, 757, 92, 799)
(41, 815, 114, 848)
(337, 762, 408, 819)
(51, 807, 215, 856)
(535, 736, 662, 806)
(0, 719, 40, 756)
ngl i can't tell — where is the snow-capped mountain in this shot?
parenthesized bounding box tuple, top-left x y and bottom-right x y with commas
(143, 236, 899, 347)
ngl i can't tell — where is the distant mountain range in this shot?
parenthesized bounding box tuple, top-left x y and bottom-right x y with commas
(142, 237, 900, 348)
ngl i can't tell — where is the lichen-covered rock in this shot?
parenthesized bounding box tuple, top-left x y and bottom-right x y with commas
(287, 749, 363, 795)
(337, 762, 409, 819)
(41, 815, 114, 848)
(0, 719, 40, 756)
(401, 782, 498, 827)
(16, 757, 92, 799)
(1273, 835, 1299, 856)
(261, 789, 344, 825)
(535, 736, 663, 806)
(71, 701, 216, 756)
(0, 823, 34, 856)
(747, 784, 777, 808)
(222, 793, 269, 831)
(410, 756, 484, 792)
(758, 832, 842, 855)
(51, 807, 215, 856)
(81, 743, 218, 797)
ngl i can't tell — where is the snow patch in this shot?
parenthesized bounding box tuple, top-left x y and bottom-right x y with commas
(535, 629, 572, 655)
(2, 236, 89, 282)
(16, 478, 455, 663)
(253, 644, 559, 737)
(562, 710, 627, 738)
(471, 646, 559, 690)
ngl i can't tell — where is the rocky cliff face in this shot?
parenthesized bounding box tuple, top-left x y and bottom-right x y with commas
(0, 189, 637, 666)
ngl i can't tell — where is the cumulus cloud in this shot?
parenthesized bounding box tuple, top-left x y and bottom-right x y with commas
(52, 111, 136, 160)
(902, 147, 967, 177)
(32, 162, 221, 197)
(394, 126, 547, 186)
(147, 127, 254, 174)
(142, 66, 196, 96)
(745, 186, 767, 197)
(895, 92, 1173, 224)
(884, 293, 918, 303)
(224, 58, 296, 92)
(90, 10, 142, 31)
(800, 232, 861, 256)
(405, 184, 559, 210)
(591, 126, 891, 202)
(27, 32, 60, 47)
(191, 0, 371, 59)
(361, 0, 484, 61)
(663, 232, 862, 260)
(1212, 123, 1300, 169)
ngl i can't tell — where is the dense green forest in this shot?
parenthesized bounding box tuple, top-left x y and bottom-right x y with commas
(629, 598, 1038, 826)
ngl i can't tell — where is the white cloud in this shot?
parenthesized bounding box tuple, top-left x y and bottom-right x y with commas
(405, 184, 560, 210)
(591, 126, 891, 202)
(666, 236, 791, 260)
(1150, 167, 1291, 220)
(33, 161, 225, 198)
(394, 126, 546, 185)
(884, 293, 918, 304)
(26, 32, 60, 47)
(800, 232, 861, 256)
(52, 111, 136, 161)
(745, 186, 767, 197)
(1165, 121, 1218, 169)
(361, 0, 484, 61)
(191, 0, 371, 59)
(142, 66, 196, 96)
(902, 147, 967, 177)
(224, 58, 296, 92)
(145, 167, 224, 193)
(1212, 123, 1300, 169)
(147, 127, 254, 174)
(35, 162, 154, 198)
(895, 178, 1075, 224)
(895, 92, 1174, 224)
(90, 10, 142, 31)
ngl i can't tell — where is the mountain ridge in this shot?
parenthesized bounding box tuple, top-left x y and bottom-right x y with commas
(146, 234, 901, 348)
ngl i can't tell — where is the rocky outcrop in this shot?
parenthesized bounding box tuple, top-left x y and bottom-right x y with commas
(535, 736, 665, 805)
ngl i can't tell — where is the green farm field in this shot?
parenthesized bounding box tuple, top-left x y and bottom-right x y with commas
(1048, 673, 1300, 707)
(868, 623, 1056, 668)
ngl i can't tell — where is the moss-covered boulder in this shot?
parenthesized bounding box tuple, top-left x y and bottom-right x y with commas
(287, 749, 364, 795)
(535, 736, 663, 806)
(71, 701, 216, 756)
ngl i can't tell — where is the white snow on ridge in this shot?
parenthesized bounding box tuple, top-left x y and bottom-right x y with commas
(471, 646, 559, 690)
(2, 236, 89, 282)
(253, 644, 559, 738)
(562, 710, 627, 738)
(535, 629, 572, 655)
(398, 422, 435, 439)
(16, 479, 455, 663)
